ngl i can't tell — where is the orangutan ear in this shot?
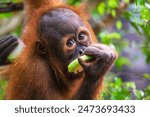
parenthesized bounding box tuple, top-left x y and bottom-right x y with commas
(36, 41, 47, 55)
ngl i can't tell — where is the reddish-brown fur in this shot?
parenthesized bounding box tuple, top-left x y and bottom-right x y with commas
(5, 0, 115, 100)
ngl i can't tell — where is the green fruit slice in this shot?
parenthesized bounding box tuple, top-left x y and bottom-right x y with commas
(68, 55, 93, 73)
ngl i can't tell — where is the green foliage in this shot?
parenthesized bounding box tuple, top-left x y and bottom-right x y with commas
(116, 20, 122, 30)
(97, 2, 105, 15)
(0, 12, 13, 18)
(108, 0, 119, 9)
(144, 85, 150, 99)
(67, 0, 82, 6)
(140, 7, 150, 20)
(124, 0, 130, 4)
(115, 57, 130, 69)
(135, 0, 146, 5)
(97, 0, 120, 16)
(102, 77, 148, 100)
(124, 0, 150, 63)
(3, 0, 22, 2)
(99, 32, 121, 45)
(143, 73, 150, 79)
(0, 80, 7, 100)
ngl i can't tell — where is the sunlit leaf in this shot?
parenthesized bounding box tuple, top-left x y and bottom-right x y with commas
(0, 12, 13, 18)
(135, 0, 145, 5)
(126, 82, 136, 89)
(124, 0, 130, 4)
(123, 11, 134, 20)
(108, 0, 118, 8)
(97, 2, 105, 15)
(135, 90, 144, 99)
(115, 57, 130, 69)
(116, 20, 122, 30)
(114, 77, 122, 86)
(143, 73, 150, 79)
(111, 10, 116, 17)
(106, 32, 121, 39)
(140, 7, 150, 20)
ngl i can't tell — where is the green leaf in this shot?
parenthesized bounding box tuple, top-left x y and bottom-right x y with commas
(97, 2, 105, 15)
(106, 32, 121, 39)
(135, 90, 144, 99)
(116, 20, 122, 30)
(124, 0, 130, 4)
(111, 10, 116, 17)
(143, 73, 150, 79)
(115, 57, 130, 69)
(135, 0, 145, 5)
(123, 11, 134, 20)
(0, 80, 7, 100)
(130, 21, 141, 34)
(99, 32, 121, 44)
(140, 7, 150, 20)
(126, 82, 136, 89)
(68, 0, 81, 5)
(108, 0, 118, 8)
(114, 77, 122, 86)
(0, 12, 13, 18)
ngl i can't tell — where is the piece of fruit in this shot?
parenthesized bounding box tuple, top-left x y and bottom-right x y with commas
(68, 55, 93, 73)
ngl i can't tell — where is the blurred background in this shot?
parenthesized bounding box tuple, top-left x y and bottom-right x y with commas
(0, 0, 150, 100)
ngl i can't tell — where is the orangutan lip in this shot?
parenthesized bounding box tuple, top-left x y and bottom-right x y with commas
(72, 71, 84, 78)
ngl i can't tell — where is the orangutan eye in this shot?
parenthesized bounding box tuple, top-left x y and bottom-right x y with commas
(66, 38, 76, 47)
(78, 32, 87, 41)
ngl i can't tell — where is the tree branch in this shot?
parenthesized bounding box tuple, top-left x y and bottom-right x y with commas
(0, 2, 23, 13)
